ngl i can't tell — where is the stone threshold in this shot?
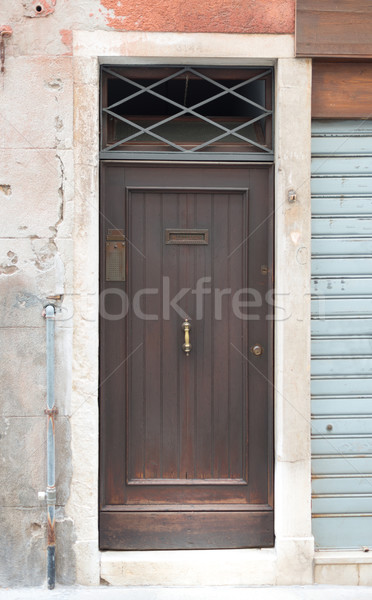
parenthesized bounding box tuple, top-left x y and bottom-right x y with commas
(100, 549, 277, 586)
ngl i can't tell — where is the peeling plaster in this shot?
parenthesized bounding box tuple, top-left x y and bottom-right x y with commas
(13, 292, 42, 308)
(56, 153, 65, 230)
(0, 251, 18, 275)
(0, 265, 18, 275)
(55, 116, 64, 147)
(0, 185, 12, 197)
(55, 116, 63, 130)
(296, 246, 308, 265)
(23, 0, 56, 18)
(290, 231, 301, 245)
(31, 239, 58, 271)
(45, 78, 63, 91)
(60, 29, 73, 55)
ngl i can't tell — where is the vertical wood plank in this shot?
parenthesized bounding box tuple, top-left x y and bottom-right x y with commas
(195, 193, 213, 479)
(179, 193, 196, 480)
(228, 193, 247, 480)
(143, 192, 162, 479)
(127, 191, 146, 481)
(161, 192, 181, 479)
(212, 193, 230, 478)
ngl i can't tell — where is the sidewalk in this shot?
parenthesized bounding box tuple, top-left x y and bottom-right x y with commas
(0, 587, 371, 600)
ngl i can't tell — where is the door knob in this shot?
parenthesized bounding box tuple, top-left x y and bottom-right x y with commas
(181, 319, 192, 356)
(251, 344, 264, 356)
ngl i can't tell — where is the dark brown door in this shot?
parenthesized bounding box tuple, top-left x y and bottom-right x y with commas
(100, 162, 273, 549)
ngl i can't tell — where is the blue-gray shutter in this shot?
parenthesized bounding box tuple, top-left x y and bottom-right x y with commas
(311, 119, 372, 549)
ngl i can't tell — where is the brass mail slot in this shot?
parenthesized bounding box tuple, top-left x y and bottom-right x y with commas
(106, 229, 126, 282)
(165, 229, 209, 245)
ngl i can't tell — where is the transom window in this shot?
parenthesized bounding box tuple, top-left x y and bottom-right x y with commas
(100, 66, 274, 161)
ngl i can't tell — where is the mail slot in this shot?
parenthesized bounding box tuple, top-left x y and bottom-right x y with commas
(165, 229, 209, 245)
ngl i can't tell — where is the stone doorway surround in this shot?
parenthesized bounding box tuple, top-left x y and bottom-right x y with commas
(70, 30, 313, 585)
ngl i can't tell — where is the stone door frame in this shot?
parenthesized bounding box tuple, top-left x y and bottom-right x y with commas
(70, 31, 313, 585)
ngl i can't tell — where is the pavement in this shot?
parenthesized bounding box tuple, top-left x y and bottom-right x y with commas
(0, 587, 372, 600)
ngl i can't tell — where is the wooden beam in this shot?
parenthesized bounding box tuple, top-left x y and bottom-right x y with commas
(296, 0, 372, 58)
(312, 62, 372, 118)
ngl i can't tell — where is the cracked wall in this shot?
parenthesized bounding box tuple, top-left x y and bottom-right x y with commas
(0, 3, 75, 586)
(0, 0, 300, 589)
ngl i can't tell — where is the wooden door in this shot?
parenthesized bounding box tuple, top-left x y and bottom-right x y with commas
(100, 162, 273, 549)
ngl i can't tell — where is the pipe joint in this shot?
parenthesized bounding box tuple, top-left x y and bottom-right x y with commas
(46, 487, 56, 505)
(43, 304, 56, 318)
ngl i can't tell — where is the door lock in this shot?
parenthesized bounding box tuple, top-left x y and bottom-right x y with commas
(251, 344, 264, 356)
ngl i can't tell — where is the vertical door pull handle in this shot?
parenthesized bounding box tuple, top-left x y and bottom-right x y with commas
(182, 319, 192, 356)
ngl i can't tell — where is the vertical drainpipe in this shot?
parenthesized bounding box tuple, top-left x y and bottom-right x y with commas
(44, 304, 57, 589)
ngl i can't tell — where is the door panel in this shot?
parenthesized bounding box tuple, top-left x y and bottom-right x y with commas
(100, 163, 273, 549)
(127, 188, 248, 487)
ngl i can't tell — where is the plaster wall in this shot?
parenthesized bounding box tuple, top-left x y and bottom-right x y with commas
(0, 0, 307, 588)
(0, 42, 76, 589)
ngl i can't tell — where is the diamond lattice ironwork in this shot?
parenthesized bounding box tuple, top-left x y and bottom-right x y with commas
(100, 66, 273, 160)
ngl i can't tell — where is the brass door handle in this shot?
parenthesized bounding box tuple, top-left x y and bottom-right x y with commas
(182, 319, 192, 356)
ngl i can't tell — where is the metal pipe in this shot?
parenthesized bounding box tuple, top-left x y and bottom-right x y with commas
(44, 304, 57, 590)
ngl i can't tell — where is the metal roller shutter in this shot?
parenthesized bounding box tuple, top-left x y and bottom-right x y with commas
(311, 119, 372, 549)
